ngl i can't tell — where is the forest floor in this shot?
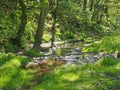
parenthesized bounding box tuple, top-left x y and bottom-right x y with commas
(0, 41, 120, 90)
(24, 41, 120, 90)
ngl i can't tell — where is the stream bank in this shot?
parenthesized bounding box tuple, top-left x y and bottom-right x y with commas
(26, 42, 117, 68)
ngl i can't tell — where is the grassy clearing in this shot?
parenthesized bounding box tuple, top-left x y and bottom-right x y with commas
(0, 53, 34, 90)
(32, 57, 120, 90)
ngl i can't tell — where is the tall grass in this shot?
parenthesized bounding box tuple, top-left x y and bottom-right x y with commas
(32, 58, 120, 90)
(0, 53, 33, 90)
(83, 36, 120, 53)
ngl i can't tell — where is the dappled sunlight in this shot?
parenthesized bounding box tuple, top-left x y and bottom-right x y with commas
(3, 69, 33, 89)
(1, 52, 120, 90)
(0, 53, 14, 66)
(116, 63, 120, 69)
(55, 48, 72, 56)
(0, 53, 34, 89)
(82, 40, 101, 53)
(61, 73, 79, 82)
(0, 0, 120, 89)
(0, 76, 11, 88)
(32, 62, 120, 90)
(9, 59, 21, 67)
(75, 82, 94, 90)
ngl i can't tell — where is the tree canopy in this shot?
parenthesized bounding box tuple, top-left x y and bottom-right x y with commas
(0, 0, 119, 52)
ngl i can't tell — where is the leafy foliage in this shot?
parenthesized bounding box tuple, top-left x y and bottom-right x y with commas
(0, 0, 120, 89)
(0, 0, 120, 51)
(83, 36, 120, 53)
(99, 36, 120, 52)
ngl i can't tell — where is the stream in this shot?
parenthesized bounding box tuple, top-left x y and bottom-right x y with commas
(27, 42, 117, 67)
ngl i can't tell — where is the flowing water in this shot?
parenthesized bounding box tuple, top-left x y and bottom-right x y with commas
(27, 42, 116, 67)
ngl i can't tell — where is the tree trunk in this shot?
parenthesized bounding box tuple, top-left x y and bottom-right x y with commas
(89, 0, 94, 11)
(51, 0, 59, 48)
(33, 7, 48, 49)
(14, 0, 27, 48)
(83, 0, 87, 11)
(51, 20, 56, 48)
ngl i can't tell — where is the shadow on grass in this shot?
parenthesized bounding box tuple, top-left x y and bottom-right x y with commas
(0, 53, 34, 90)
(24, 49, 45, 57)
(32, 61, 120, 90)
(0, 53, 14, 66)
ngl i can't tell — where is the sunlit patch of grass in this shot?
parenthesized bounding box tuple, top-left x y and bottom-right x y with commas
(99, 36, 120, 52)
(1, 53, 119, 90)
(61, 73, 79, 82)
(0, 53, 34, 90)
(83, 36, 120, 53)
(82, 41, 100, 53)
(116, 63, 120, 69)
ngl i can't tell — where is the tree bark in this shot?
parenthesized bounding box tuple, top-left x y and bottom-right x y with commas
(33, 7, 48, 49)
(51, 0, 59, 48)
(51, 19, 56, 48)
(89, 0, 94, 11)
(83, 0, 87, 11)
(14, 0, 27, 48)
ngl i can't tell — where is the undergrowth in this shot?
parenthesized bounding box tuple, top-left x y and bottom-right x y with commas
(83, 36, 120, 53)
(32, 57, 120, 90)
(0, 50, 120, 90)
(0, 53, 34, 90)
(24, 49, 45, 57)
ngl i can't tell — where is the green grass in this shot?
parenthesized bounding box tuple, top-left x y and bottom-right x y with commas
(24, 49, 45, 57)
(55, 48, 72, 56)
(32, 57, 120, 90)
(0, 52, 120, 90)
(98, 57, 119, 67)
(0, 53, 34, 90)
(82, 41, 100, 53)
(82, 36, 120, 53)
